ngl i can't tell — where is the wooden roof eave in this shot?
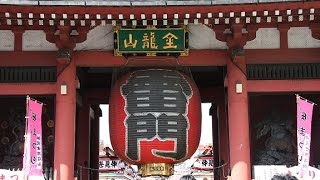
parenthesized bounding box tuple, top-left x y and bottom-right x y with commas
(0, 1, 318, 29)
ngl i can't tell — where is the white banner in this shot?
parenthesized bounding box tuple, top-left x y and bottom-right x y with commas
(99, 158, 122, 171)
(23, 97, 44, 180)
(0, 169, 24, 180)
(192, 157, 213, 171)
(296, 95, 314, 169)
(253, 165, 320, 180)
(253, 165, 288, 180)
(288, 166, 320, 180)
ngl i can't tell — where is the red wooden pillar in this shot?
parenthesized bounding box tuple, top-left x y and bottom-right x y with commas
(210, 103, 220, 180)
(90, 105, 101, 180)
(76, 104, 91, 180)
(217, 93, 229, 180)
(54, 57, 76, 180)
(227, 55, 251, 180)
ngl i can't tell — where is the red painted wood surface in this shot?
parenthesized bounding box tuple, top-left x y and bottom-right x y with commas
(227, 56, 251, 180)
(54, 60, 77, 180)
(0, 51, 56, 66)
(0, 49, 319, 67)
(76, 104, 91, 180)
(248, 79, 320, 92)
(0, 83, 56, 95)
(0, 2, 318, 17)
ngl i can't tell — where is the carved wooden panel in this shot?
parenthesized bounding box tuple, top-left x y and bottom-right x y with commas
(0, 96, 54, 169)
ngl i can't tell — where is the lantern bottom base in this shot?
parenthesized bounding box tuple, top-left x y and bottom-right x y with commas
(140, 163, 173, 177)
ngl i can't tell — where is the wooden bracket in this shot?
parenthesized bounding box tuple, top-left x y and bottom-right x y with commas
(12, 27, 25, 51)
(44, 26, 89, 49)
(278, 24, 290, 49)
(310, 23, 320, 40)
(213, 24, 258, 50)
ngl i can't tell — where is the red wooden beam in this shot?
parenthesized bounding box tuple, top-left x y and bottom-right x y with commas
(179, 50, 227, 66)
(199, 87, 225, 102)
(0, 2, 318, 17)
(247, 80, 320, 92)
(84, 88, 110, 104)
(0, 49, 319, 67)
(0, 51, 56, 66)
(74, 50, 228, 67)
(246, 49, 320, 64)
(0, 82, 56, 95)
(74, 51, 125, 67)
(83, 87, 226, 104)
(75, 49, 320, 67)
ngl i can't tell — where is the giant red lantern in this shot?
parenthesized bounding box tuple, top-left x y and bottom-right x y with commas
(109, 69, 201, 176)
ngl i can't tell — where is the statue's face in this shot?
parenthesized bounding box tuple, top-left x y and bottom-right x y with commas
(271, 124, 288, 138)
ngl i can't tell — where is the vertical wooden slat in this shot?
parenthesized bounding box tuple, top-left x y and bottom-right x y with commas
(247, 64, 320, 80)
(0, 67, 56, 82)
(0, 68, 4, 81)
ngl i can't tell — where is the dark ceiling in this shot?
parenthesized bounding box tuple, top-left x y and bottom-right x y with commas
(78, 66, 225, 90)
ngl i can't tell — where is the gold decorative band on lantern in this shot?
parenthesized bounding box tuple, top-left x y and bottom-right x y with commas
(140, 163, 173, 177)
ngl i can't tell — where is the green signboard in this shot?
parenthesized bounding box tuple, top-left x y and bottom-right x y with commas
(114, 26, 188, 56)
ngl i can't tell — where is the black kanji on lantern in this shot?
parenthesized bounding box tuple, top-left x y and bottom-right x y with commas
(121, 69, 192, 161)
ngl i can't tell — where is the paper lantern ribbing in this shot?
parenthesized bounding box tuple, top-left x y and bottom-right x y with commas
(109, 69, 201, 176)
